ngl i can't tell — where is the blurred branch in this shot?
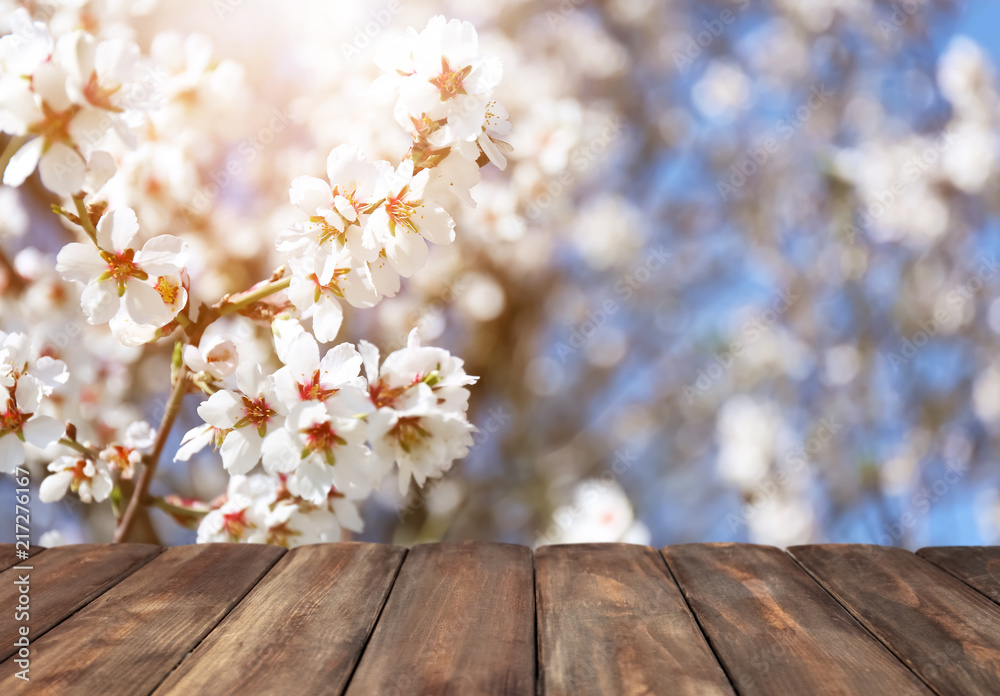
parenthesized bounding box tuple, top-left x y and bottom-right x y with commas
(113, 366, 190, 543)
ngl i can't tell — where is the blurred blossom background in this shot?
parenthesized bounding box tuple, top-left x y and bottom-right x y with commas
(3, 0, 1000, 548)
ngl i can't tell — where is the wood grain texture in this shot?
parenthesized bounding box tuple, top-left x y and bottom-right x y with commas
(345, 541, 535, 696)
(0, 543, 284, 696)
(0, 543, 44, 571)
(662, 543, 932, 696)
(536, 543, 734, 696)
(789, 544, 1000, 696)
(0, 544, 161, 662)
(917, 546, 1000, 605)
(154, 543, 406, 696)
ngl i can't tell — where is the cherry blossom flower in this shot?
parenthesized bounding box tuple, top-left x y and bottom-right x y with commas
(196, 473, 361, 545)
(0, 332, 67, 472)
(261, 401, 375, 504)
(98, 420, 155, 479)
(55, 207, 189, 330)
(183, 336, 239, 381)
(279, 146, 383, 264)
(174, 423, 227, 462)
(39, 455, 113, 504)
(58, 31, 151, 114)
(359, 332, 477, 493)
(271, 328, 368, 411)
(286, 251, 377, 343)
(378, 16, 503, 145)
(196, 363, 286, 474)
(0, 375, 65, 472)
(0, 330, 69, 394)
(197, 491, 267, 543)
(538, 480, 651, 546)
(367, 385, 475, 494)
(365, 159, 455, 276)
(0, 11, 132, 195)
(373, 328, 477, 412)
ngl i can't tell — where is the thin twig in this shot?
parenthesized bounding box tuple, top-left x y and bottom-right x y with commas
(71, 194, 99, 244)
(112, 270, 289, 541)
(218, 275, 291, 316)
(113, 366, 189, 543)
(58, 436, 100, 460)
(150, 496, 210, 518)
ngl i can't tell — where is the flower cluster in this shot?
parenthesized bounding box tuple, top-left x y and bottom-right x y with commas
(277, 16, 510, 345)
(1, 12, 500, 546)
(196, 473, 359, 546)
(181, 323, 476, 522)
(0, 331, 67, 471)
(0, 8, 152, 195)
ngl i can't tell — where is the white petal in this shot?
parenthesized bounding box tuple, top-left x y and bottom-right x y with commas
(236, 362, 267, 397)
(2, 138, 41, 188)
(135, 235, 187, 275)
(56, 243, 106, 284)
(289, 175, 333, 214)
(32, 357, 69, 390)
(288, 457, 334, 503)
(80, 280, 120, 325)
(261, 429, 300, 474)
(89, 471, 113, 502)
(320, 343, 363, 387)
(85, 150, 116, 191)
(198, 390, 242, 428)
(174, 424, 214, 462)
(357, 340, 380, 385)
(386, 229, 428, 278)
(331, 497, 364, 532)
(124, 279, 173, 326)
(13, 375, 42, 411)
(284, 331, 320, 378)
(22, 416, 64, 448)
(183, 344, 209, 373)
(39, 143, 85, 197)
(97, 207, 138, 252)
(221, 428, 262, 475)
(0, 433, 25, 473)
(39, 471, 73, 502)
(312, 296, 343, 343)
(415, 204, 456, 245)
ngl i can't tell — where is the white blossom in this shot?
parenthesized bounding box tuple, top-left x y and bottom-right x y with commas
(195, 363, 286, 474)
(40, 455, 113, 503)
(56, 207, 189, 330)
(365, 159, 455, 277)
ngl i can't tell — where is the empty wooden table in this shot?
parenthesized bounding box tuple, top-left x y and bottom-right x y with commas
(1, 541, 997, 695)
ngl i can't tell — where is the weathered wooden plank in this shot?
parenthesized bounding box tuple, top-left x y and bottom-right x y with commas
(0, 543, 284, 695)
(662, 543, 932, 695)
(789, 544, 1000, 695)
(154, 543, 406, 696)
(0, 543, 44, 571)
(0, 544, 161, 663)
(345, 541, 534, 696)
(536, 543, 734, 696)
(917, 546, 1000, 605)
